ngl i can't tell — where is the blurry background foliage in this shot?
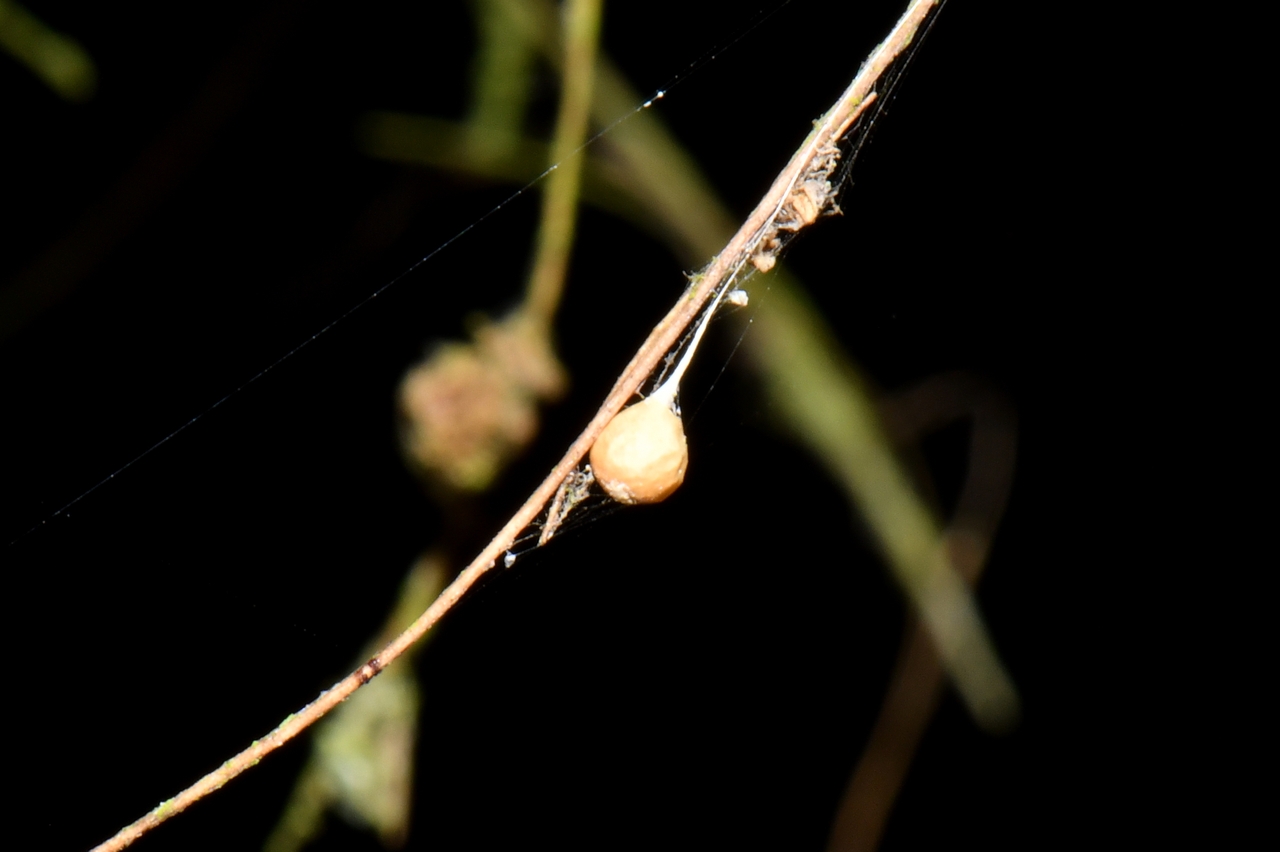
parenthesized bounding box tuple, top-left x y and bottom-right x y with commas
(2, 1, 1157, 851)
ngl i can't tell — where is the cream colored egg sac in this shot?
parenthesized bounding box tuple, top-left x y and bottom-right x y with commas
(589, 396, 688, 504)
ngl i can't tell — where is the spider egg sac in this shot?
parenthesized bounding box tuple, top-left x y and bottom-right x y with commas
(589, 397, 688, 505)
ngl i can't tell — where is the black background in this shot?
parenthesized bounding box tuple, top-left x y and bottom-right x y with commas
(2, 1, 1196, 850)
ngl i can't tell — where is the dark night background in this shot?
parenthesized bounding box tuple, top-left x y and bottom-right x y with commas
(2, 1, 1213, 850)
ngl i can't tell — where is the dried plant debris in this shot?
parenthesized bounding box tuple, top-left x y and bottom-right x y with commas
(750, 126, 847, 273)
(399, 313, 567, 492)
(538, 465, 594, 545)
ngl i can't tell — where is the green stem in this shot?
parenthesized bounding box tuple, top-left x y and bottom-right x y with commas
(522, 0, 603, 329)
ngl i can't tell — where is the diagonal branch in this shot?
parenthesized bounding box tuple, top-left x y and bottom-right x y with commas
(89, 2, 940, 849)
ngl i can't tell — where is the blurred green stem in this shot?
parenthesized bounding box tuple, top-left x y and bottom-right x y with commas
(0, 0, 96, 101)
(522, 0, 603, 329)
(467, 0, 537, 165)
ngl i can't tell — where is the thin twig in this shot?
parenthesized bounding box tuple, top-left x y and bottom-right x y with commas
(89, 3, 937, 849)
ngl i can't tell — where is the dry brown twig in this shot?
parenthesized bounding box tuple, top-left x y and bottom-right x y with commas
(89, 2, 940, 849)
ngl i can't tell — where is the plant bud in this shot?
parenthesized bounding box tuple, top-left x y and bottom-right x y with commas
(589, 397, 688, 504)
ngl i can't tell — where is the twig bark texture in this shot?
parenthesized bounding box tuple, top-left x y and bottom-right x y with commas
(90, 2, 939, 849)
